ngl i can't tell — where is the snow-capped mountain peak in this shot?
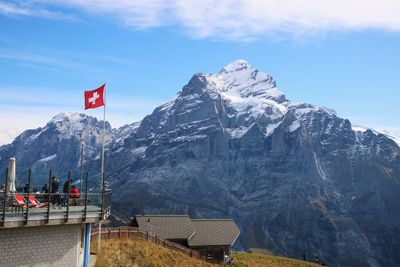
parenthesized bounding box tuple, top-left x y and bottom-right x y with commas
(211, 59, 284, 103)
(49, 112, 86, 124)
(48, 112, 88, 140)
(22, 112, 111, 145)
(183, 60, 288, 125)
(219, 59, 251, 73)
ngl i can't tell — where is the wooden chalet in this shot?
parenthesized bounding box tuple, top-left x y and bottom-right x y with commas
(131, 215, 240, 262)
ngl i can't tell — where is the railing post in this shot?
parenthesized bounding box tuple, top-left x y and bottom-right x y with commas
(65, 171, 71, 222)
(25, 169, 31, 225)
(46, 170, 52, 224)
(83, 172, 89, 221)
(2, 168, 8, 227)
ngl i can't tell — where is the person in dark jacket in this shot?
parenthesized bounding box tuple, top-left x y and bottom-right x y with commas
(51, 176, 60, 206)
(62, 178, 72, 206)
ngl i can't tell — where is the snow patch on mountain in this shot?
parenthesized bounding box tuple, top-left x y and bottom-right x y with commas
(25, 128, 49, 145)
(202, 60, 288, 122)
(115, 121, 141, 143)
(289, 120, 301, 132)
(173, 134, 208, 142)
(50, 112, 85, 124)
(226, 125, 253, 139)
(37, 154, 56, 163)
(217, 59, 282, 101)
(290, 103, 337, 117)
(159, 95, 179, 112)
(130, 146, 147, 156)
(352, 125, 400, 146)
(266, 122, 282, 136)
(49, 112, 86, 140)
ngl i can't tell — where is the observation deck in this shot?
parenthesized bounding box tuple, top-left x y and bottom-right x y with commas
(0, 169, 112, 228)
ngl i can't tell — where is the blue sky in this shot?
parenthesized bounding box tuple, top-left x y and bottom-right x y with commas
(0, 1, 399, 144)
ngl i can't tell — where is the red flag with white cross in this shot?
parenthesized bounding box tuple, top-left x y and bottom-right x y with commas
(84, 83, 105, 110)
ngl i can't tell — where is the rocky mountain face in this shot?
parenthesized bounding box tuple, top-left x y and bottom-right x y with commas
(0, 112, 113, 185)
(1, 60, 399, 267)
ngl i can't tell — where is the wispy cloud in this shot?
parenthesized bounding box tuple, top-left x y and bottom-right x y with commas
(5, 0, 400, 40)
(0, 48, 108, 74)
(0, 1, 76, 21)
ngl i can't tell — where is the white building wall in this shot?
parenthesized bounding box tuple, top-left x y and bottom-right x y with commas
(0, 224, 84, 267)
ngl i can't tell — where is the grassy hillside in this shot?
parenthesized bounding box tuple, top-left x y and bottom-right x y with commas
(93, 238, 218, 267)
(231, 252, 320, 267)
(93, 238, 320, 267)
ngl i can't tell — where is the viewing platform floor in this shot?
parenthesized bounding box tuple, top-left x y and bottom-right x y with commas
(1, 205, 102, 228)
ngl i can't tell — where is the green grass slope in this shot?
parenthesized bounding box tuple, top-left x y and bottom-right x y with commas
(93, 238, 321, 267)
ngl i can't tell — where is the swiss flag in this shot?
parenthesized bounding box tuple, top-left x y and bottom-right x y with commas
(84, 84, 105, 110)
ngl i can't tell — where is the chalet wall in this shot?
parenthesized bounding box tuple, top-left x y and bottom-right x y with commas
(0, 224, 84, 267)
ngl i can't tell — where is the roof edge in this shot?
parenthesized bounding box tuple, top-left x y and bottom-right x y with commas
(231, 230, 241, 246)
(191, 219, 234, 221)
(135, 215, 190, 217)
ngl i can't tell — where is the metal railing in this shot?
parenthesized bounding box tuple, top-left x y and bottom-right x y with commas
(0, 168, 112, 227)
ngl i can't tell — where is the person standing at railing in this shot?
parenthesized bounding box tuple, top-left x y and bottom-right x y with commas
(70, 185, 80, 206)
(51, 176, 61, 207)
(63, 177, 74, 207)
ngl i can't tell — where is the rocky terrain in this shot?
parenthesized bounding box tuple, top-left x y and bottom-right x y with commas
(0, 113, 113, 184)
(1, 60, 400, 267)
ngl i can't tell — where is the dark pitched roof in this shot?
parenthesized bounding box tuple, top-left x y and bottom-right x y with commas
(133, 215, 195, 240)
(188, 219, 240, 247)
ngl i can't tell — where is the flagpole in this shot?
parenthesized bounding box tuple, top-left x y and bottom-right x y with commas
(98, 81, 106, 255)
(101, 82, 106, 180)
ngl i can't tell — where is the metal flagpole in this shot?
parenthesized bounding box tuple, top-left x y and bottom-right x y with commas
(101, 81, 106, 194)
(98, 81, 106, 254)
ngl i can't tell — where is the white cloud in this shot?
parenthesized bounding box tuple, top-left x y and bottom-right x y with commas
(12, 0, 400, 40)
(0, 2, 76, 21)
